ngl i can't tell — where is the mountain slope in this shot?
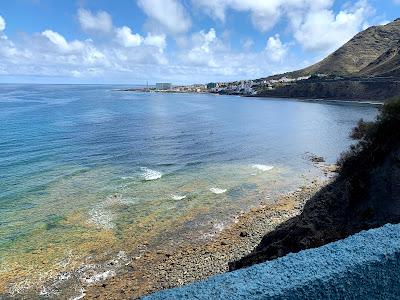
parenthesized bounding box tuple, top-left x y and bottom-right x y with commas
(254, 19, 400, 101)
(358, 43, 400, 77)
(269, 18, 400, 79)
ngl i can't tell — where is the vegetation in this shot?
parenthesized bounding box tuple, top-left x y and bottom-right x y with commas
(339, 96, 400, 183)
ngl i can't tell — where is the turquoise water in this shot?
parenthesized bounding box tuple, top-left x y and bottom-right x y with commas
(0, 84, 378, 295)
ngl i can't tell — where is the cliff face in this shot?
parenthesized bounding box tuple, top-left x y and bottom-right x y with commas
(230, 98, 400, 271)
(257, 77, 400, 101)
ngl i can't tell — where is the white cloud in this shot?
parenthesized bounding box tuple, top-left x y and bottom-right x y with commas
(42, 30, 84, 53)
(193, 0, 288, 31)
(0, 20, 172, 83)
(82, 46, 106, 65)
(265, 34, 288, 62)
(0, 17, 302, 84)
(194, 0, 373, 54)
(77, 8, 167, 53)
(137, 0, 191, 34)
(115, 26, 143, 47)
(291, 0, 373, 52)
(183, 28, 219, 67)
(0, 15, 5, 31)
(77, 8, 113, 33)
(199, 28, 216, 53)
(144, 33, 167, 52)
(0, 2, 380, 84)
(179, 27, 294, 79)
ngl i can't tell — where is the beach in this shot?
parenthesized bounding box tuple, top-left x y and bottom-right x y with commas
(81, 163, 336, 299)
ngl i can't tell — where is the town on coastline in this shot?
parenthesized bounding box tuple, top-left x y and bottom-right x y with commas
(122, 74, 314, 96)
(124, 74, 400, 101)
(121, 18, 400, 102)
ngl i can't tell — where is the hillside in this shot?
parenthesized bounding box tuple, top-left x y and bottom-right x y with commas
(230, 97, 400, 270)
(358, 42, 400, 77)
(252, 19, 400, 101)
(292, 18, 400, 77)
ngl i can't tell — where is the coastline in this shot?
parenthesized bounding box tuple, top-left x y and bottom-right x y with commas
(82, 164, 338, 299)
(247, 95, 384, 106)
(118, 89, 384, 106)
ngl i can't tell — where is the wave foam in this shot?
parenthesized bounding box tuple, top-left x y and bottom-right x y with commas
(252, 164, 274, 171)
(210, 187, 227, 194)
(170, 194, 187, 200)
(141, 167, 162, 181)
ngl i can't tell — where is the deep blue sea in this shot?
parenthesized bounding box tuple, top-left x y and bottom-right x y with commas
(0, 84, 378, 296)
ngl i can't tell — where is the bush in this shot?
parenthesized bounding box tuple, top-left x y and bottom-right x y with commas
(380, 96, 400, 123)
(338, 96, 400, 175)
(349, 119, 374, 140)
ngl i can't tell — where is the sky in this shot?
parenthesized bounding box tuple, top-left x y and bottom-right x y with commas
(0, 0, 399, 84)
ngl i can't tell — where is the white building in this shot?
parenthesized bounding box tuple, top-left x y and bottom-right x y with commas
(156, 83, 172, 90)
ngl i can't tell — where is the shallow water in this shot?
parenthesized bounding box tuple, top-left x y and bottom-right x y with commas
(0, 84, 378, 296)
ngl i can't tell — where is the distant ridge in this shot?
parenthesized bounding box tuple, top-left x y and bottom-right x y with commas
(300, 19, 400, 76)
(267, 18, 400, 79)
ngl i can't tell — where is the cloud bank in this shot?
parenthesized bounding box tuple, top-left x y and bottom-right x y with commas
(0, 1, 385, 83)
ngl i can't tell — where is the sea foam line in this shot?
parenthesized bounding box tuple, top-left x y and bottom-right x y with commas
(252, 164, 274, 171)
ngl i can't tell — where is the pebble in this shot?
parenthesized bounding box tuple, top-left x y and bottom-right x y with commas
(83, 178, 330, 299)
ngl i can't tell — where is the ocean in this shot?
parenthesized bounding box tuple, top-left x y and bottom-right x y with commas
(0, 84, 378, 296)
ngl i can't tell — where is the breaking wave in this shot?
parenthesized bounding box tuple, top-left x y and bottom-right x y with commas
(141, 167, 162, 181)
(210, 187, 227, 194)
(170, 194, 187, 200)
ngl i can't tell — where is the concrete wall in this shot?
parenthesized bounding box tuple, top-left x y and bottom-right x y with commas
(145, 224, 400, 299)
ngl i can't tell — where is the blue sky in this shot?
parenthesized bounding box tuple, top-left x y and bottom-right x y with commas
(0, 0, 399, 84)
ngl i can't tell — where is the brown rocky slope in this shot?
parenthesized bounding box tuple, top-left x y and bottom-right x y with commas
(282, 18, 400, 77)
(358, 42, 400, 77)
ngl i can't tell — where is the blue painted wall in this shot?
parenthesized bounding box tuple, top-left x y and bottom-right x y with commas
(145, 224, 400, 299)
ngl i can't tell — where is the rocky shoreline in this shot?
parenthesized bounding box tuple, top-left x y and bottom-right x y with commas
(82, 164, 337, 299)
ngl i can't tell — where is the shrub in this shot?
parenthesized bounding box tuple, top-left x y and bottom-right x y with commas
(338, 96, 400, 175)
(380, 96, 400, 123)
(349, 119, 374, 140)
